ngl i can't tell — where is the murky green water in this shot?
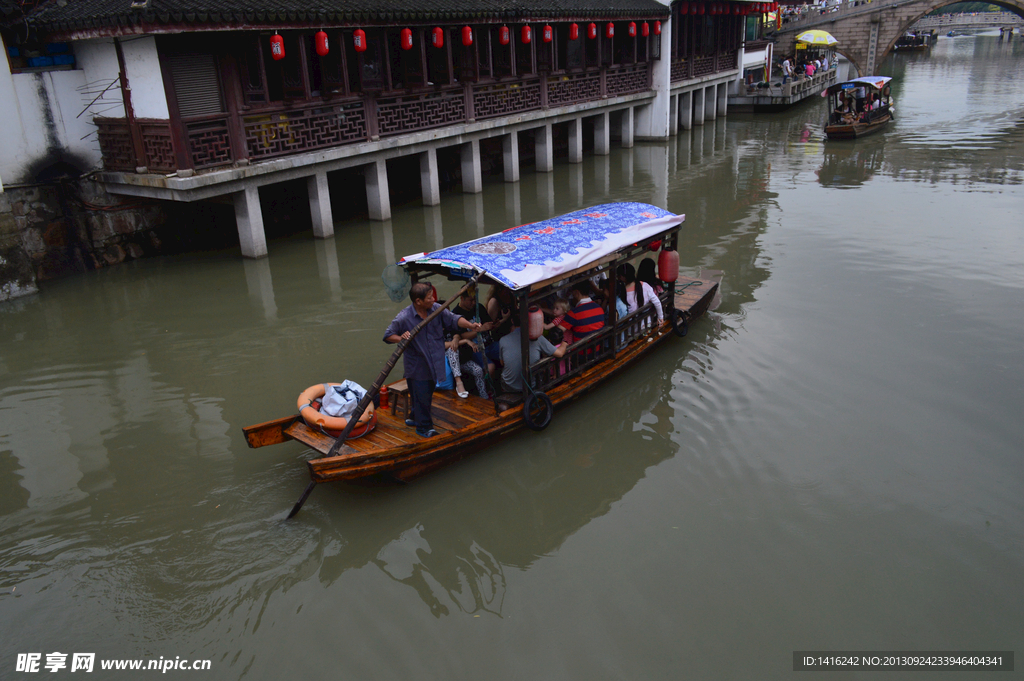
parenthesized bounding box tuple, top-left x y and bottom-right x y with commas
(2, 33, 1023, 679)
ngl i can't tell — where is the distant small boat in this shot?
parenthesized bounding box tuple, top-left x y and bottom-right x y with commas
(947, 30, 957, 37)
(894, 33, 930, 51)
(823, 76, 894, 140)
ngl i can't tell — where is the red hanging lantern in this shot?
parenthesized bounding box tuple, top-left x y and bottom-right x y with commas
(400, 28, 413, 51)
(733, 4, 741, 15)
(710, 4, 718, 14)
(698, 3, 706, 14)
(689, 4, 698, 14)
(499, 25, 510, 45)
(588, 22, 598, 39)
(353, 29, 366, 52)
(270, 33, 285, 60)
(432, 27, 444, 48)
(642, 22, 650, 37)
(654, 20, 662, 34)
(658, 249, 679, 284)
(314, 30, 329, 56)
(570, 23, 579, 40)
(521, 25, 532, 43)
(462, 25, 473, 46)
(681, 1, 690, 13)
(628, 22, 637, 37)
(605, 22, 615, 38)
(543, 24, 552, 42)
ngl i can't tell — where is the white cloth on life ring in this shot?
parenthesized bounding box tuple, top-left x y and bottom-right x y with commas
(320, 380, 367, 420)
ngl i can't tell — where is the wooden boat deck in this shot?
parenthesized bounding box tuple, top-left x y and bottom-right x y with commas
(244, 275, 718, 483)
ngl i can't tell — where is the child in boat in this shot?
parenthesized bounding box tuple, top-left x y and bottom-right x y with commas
(544, 298, 572, 344)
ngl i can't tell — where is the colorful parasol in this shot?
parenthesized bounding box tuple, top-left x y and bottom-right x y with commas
(795, 29, 839, 46)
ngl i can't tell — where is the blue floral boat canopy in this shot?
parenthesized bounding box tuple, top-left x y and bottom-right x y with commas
(398, 202, 685, 291)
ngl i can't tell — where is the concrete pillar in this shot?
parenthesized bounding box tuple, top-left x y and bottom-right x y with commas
(620, 107, 634, 148)
(535, 124, 554, 172)
(594, 112, 610, 155)
(705, 85, 717, 121)
(503, 131, 520, 182)
(307, 171, 334, 239)
(461, 139, 483, 193)
(233, 185, 268, 259)
(569, 117, 583, 163)
(365, 159, 391, 221)
(680, 90, 693, 130)
(669, 95, 679, 137)
(717, 83, 728, 117)
(420, 149, 441, 206)
(693, 87, 706, 126)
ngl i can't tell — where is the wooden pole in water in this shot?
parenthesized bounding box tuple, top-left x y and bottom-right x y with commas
(287, 271, 483, 519)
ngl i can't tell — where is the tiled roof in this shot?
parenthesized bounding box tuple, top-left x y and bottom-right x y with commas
(29, 0, 671, 35)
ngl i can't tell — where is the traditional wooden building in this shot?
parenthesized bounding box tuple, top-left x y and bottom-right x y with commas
(4, 0, 759, 258)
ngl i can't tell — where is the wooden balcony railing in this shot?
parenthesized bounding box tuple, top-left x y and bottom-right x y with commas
(95, 58, 723, 175)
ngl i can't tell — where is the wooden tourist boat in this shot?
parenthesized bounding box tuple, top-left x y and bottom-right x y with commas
(823, 76, 894, 140)
(243, 203, 718, 513)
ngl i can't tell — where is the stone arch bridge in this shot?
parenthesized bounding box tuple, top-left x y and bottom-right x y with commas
(771, 0, 1024, 74)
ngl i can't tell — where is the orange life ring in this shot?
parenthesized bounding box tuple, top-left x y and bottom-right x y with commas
(297, 384, 377, 438)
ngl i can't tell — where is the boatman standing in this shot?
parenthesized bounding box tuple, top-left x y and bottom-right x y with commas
(384, 282, 483, 438)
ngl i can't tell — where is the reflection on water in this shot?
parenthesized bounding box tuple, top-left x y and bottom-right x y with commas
(1, 32, 1022, 679)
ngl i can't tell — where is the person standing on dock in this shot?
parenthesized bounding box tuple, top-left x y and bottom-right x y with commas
(384, 282, 482, 438)
(782, 57, 794, 84)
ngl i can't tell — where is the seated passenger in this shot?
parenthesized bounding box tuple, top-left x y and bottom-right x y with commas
(617, 263, 664, 327)
(544, 298, 572, 344)
(447, 285, 493, 399)
(559, 282, 606, 340)
(637, 257, 665, 295)
(499, 312, 568, 394)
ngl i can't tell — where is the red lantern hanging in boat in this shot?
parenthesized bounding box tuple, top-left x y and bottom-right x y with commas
(658, 248, 679, 283)
(314, 30, 329, 56)
(543, 24, 553, 42)
(432, 27, 444, 48)
(628, 21, 637, 37)
(605, 22, 615, 38)
(462, 26, 473, 46)
(642, 22, 650, 37)
(353, 29, 367, 52)
(588, 22, 598, 39)
(654, 20, 661, 34)
(400, 28, 413, 50)
(522, 25, 532, 43)
(270, 33, 285, 60)
(499, 25, 510, 45)
(570, 23, 579, 40)
(528, 306, 544, 341)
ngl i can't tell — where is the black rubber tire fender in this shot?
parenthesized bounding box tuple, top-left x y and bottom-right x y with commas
(670, 309, 689, 337)
(523, 392, 553, 431)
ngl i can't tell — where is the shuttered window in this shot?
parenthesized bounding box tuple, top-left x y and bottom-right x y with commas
(166, 54, 224, 117)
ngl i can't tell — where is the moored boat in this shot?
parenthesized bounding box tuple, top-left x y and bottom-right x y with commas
(823, 76, 894, 140)
(243, 203, 718, 511)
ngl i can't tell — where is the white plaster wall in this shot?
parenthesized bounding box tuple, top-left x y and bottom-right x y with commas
(122, 36, 169, 119)
(636, 8, 672, 140)
(0, 34, 102, 182)
(76, 36, 168, 119)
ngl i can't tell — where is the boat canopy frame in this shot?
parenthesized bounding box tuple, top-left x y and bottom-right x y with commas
(398, 203, 685, 409)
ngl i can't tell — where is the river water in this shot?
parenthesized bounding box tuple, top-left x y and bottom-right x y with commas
(2, 32, 1022, 680)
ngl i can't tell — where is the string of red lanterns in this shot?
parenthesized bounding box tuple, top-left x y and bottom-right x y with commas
(268, 16, 691, 60)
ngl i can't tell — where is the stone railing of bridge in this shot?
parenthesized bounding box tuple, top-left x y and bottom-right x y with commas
(912, 11, 1024, 29)
(770, 0, 1024, 74)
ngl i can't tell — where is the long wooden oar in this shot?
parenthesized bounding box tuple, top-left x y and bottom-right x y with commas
(287, 271, 483, 519)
